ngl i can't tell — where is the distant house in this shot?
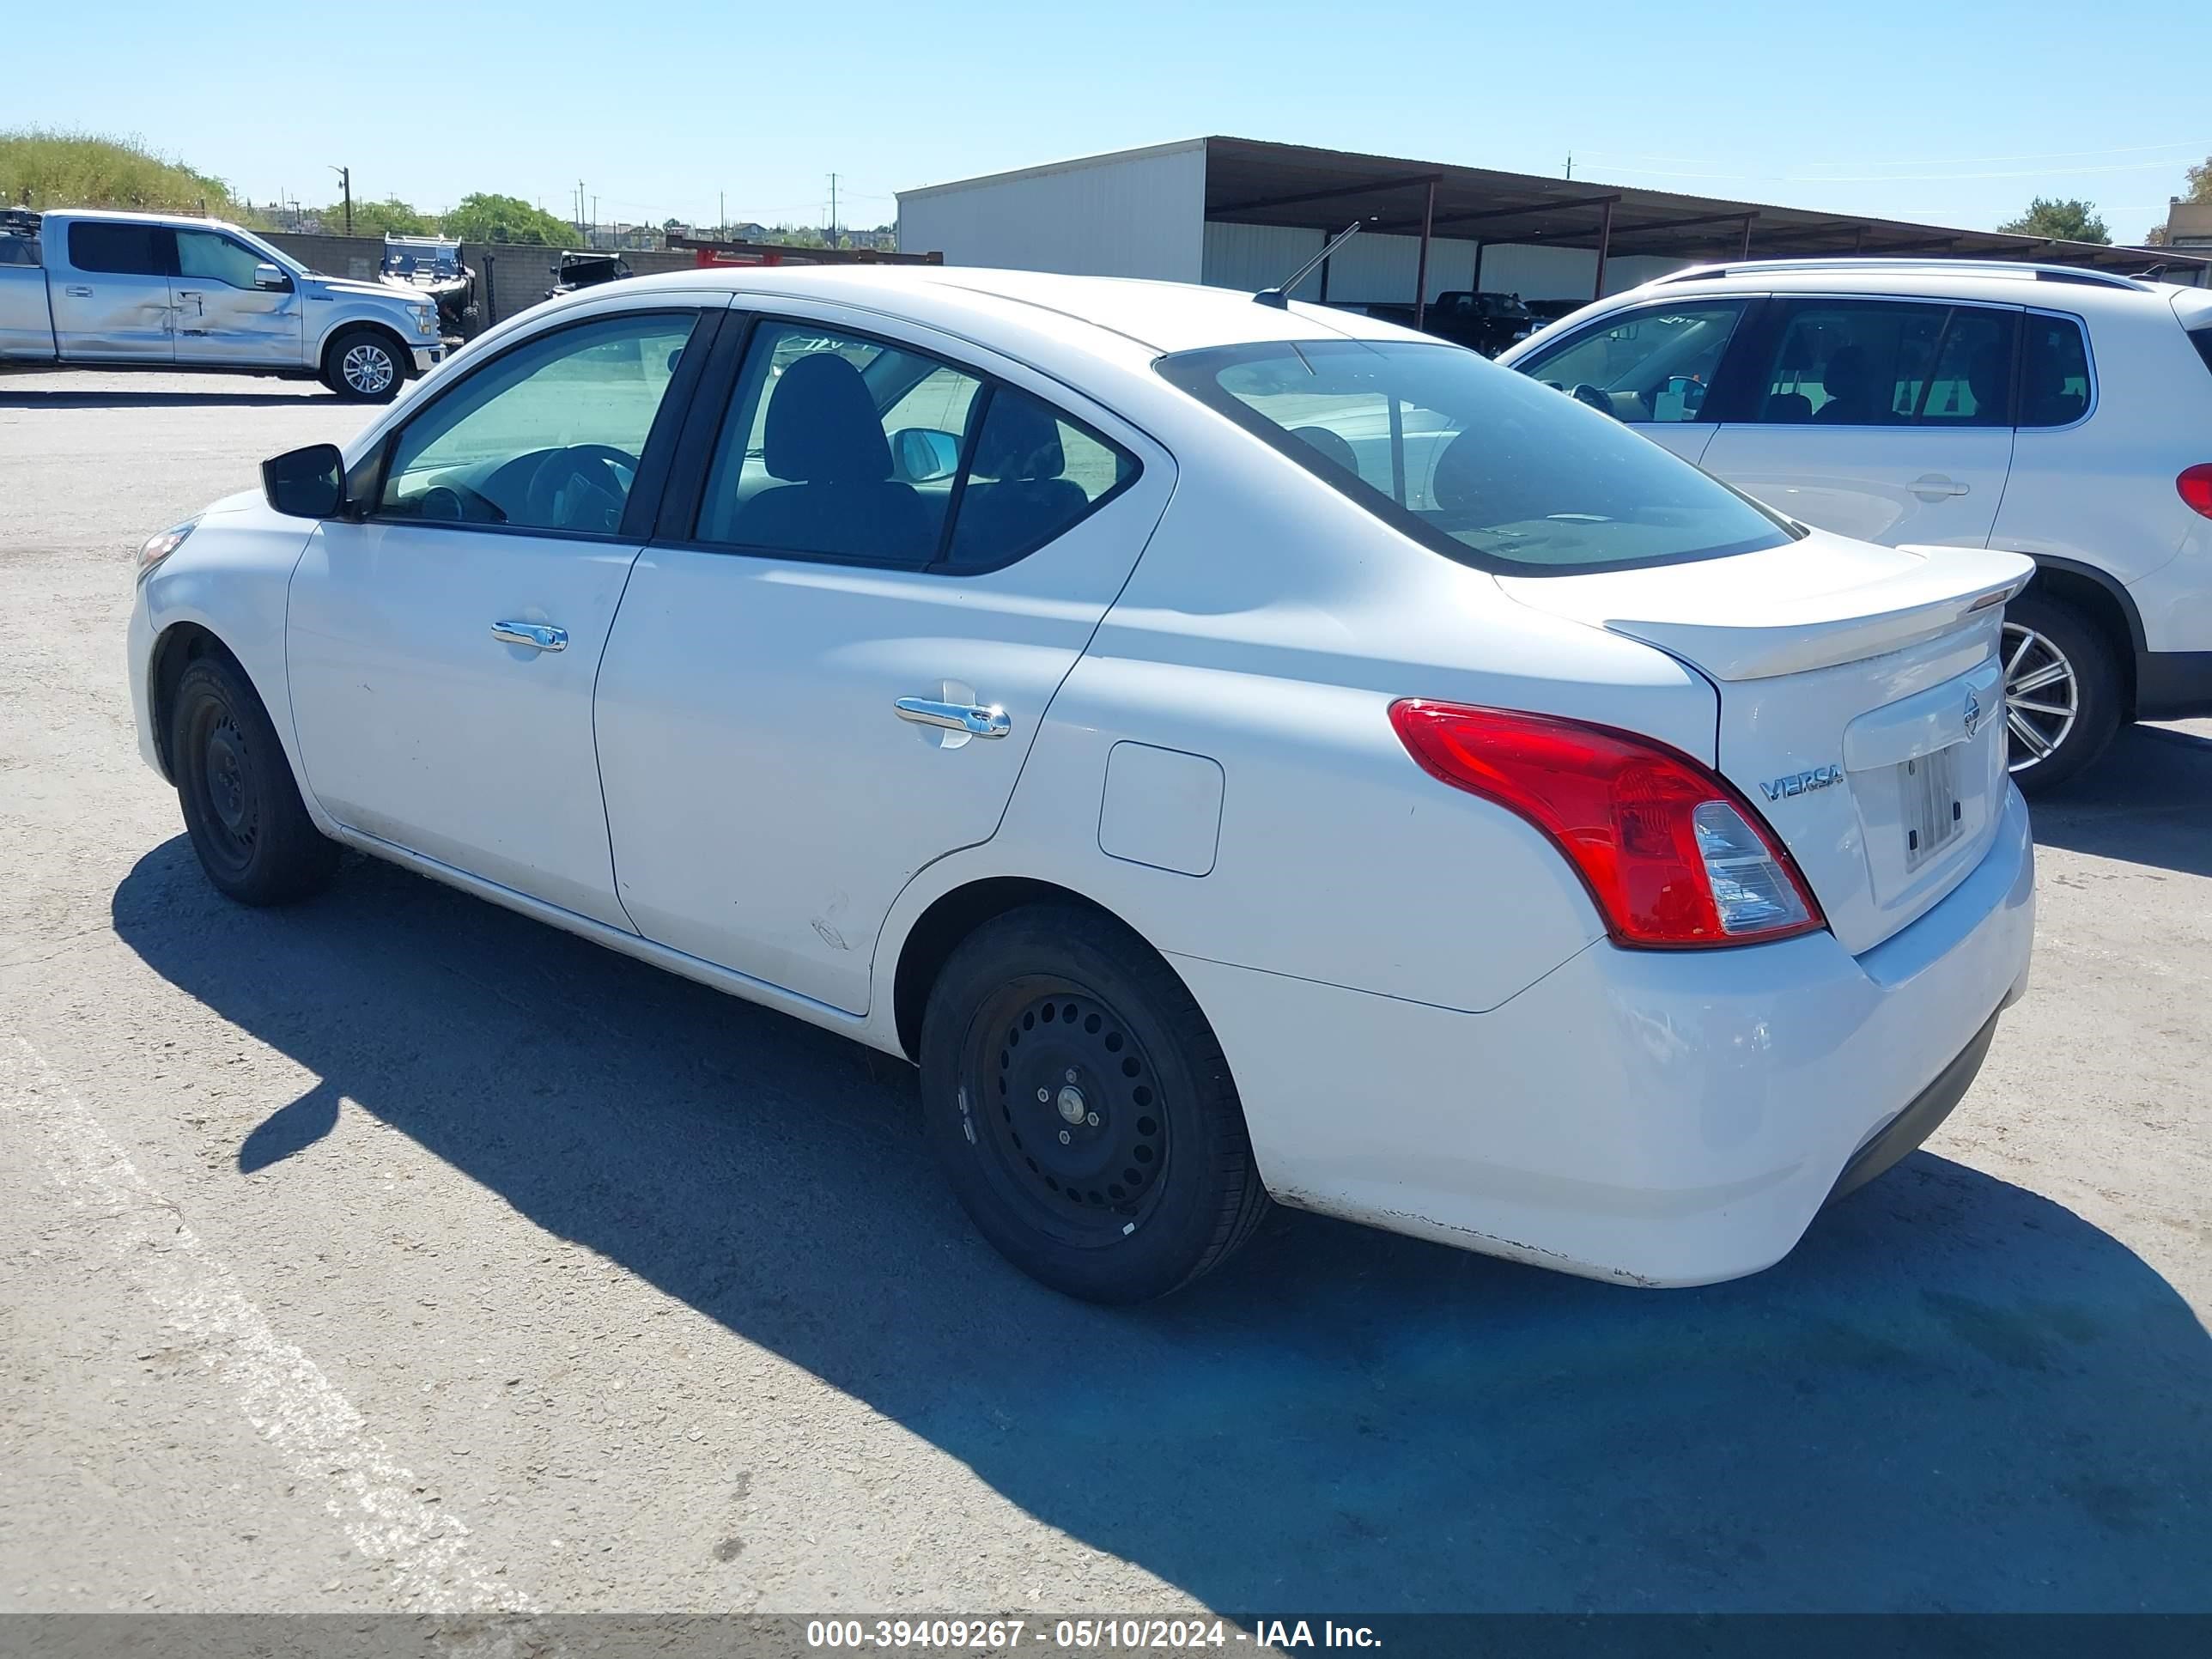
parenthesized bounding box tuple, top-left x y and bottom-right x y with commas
(2164, 201, 2212, 253)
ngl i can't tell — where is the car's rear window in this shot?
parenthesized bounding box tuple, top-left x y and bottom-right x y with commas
(1156, 339, 1795, 574)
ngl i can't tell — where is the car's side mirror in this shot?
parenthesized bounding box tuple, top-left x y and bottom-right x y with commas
(253, 262, 292, 292)
(262, 444, 347, 519)
(893, 427, 962, 483)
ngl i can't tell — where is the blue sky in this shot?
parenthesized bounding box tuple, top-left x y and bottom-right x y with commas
(15, 0, 2207, 241)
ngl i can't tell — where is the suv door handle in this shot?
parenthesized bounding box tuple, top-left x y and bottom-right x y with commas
(895, 696, 1011, 738)
(493, 621, 568, 652)
(64, 284, 93, 297)
(1910, 474, 1970, 500)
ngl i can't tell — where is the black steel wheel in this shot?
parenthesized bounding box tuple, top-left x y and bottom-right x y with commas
(921, 904, 1269, 1303)
(170, 653, 340, 905)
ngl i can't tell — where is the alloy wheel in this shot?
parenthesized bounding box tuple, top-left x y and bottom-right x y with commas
(2001, 620, 2079, 775)
(342, 343, 395, 395)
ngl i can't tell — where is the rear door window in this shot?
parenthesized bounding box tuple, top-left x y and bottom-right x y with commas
(2020, 313, 2093, 428)
(1511, 301, 1747, 422)
(67, 221, 172, 276)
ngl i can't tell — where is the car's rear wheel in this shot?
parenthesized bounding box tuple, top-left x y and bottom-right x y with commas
(919, 904, 1269, 1303)
(170, 654, 340, 905)
(323, 327, 404, 402)
(2001, 593, 2120, 795)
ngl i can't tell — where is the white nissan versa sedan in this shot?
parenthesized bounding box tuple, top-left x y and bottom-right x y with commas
(128, 268, 2037, 1302)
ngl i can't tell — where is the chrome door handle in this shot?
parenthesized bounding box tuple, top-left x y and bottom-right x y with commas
(895, 696, 1011, 738)
(64, 284, 93, 297)
(1910, 474, 1970, 500)
(493, 621, 568, 652)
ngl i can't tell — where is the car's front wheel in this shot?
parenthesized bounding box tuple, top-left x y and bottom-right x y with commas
(2000, 593, 2121, 795)
(323, 328, 405, 402)
(919, 904, 1270, 1303)
(170, 653, 341, 905)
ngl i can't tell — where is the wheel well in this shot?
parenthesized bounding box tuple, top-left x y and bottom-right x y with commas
(2025, 563, 2137, 718)
(148, 622, 240, 780)
(891, 878, 1135, 1063)
(322, 322, 412, 380)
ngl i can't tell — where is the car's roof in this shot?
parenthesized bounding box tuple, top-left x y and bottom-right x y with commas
(1590, 258, 2192, 319)
(598, 264, 1421, 360)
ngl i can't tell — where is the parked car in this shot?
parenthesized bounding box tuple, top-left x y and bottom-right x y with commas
(0, 210, 446, 399)
(547, 250, 634, 299)
(1500, 258, 2212, 790)
(129, 268, 2035, 1303)
(1341, 289, 1536, 356)
(1521, 297, 1587, 331)
(381, 233, 477, 337)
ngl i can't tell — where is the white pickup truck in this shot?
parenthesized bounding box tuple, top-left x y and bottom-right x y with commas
(0, 209, 447, 400)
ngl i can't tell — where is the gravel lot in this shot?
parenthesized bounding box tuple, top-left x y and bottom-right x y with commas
(2, 369, 2208, 1617)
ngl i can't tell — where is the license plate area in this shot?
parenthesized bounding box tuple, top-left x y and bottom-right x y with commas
(1899, 743, 1965, 872)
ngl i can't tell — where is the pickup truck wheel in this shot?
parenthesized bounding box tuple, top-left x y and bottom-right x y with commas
(2002, 593, 2120, 796)
(324, 328, 404, 402)
(170, 655, 340, 905)
(919, 904, 1270, 1304)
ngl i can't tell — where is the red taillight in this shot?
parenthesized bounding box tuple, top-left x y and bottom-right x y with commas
(1389, 700, 1826, 949)
(2180, 465, 2212, 521)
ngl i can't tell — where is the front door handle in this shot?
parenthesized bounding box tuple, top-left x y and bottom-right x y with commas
(1910, 474, 1970, 500)
(64, 284, 93, 297)
(895, 696, 1011, 738)
(493, 621, 568, 652)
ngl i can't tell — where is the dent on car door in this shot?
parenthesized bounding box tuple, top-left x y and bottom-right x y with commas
(286, 302, 718, 926)
(1511, 297, 1751, 465)
(592, 310, 1173, 1014)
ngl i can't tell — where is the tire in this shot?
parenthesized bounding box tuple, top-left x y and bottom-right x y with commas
(2001, 592, 2122, 796)
(323, 327, 405, 402)
(169, 653, 340, 905)
(919, 904, 1270, 1303)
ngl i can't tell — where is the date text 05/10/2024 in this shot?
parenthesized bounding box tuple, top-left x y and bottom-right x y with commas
(802, 1619, 1383, 1650)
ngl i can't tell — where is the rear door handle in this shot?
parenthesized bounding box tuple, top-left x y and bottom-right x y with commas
(895, 696, 1010, 738)
(1910, 474, 1970, 500)
(493, 621, 568, 652)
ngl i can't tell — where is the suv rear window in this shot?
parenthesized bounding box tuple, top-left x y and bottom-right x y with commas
(1157, 339, 1794, 574)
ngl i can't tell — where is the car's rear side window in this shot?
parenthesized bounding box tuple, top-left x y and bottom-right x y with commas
(67, 222, 171, 276)
(2190, 325, 2212, 379)
(1158, 338, 1795, 574)
(2020, 313, 2094, 428)
(1748, 300, 2015, 427)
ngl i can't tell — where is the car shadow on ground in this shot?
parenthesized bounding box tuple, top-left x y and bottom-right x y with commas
(112, 840, 2210, 1613)
(2032, 722, 2212, 879)
(0, 388, 328, 410)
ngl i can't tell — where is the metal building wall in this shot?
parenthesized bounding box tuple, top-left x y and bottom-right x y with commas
(896, 141, 1207, 280)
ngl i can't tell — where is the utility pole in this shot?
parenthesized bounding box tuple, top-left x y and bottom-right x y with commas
(330, 165, 352, 234)
(1565, 152, 1573, 181)
(828, 173, 838, 248)
(718, 189, 725, 236)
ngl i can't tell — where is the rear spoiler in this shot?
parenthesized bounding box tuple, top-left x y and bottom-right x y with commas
(1601, 546, 2034, 681)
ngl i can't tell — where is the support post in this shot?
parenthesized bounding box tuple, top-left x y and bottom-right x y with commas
(1591, 198, 1614, 300)
(1471, 240, 1486, 292)
(1740, 213, 1756, 259)
(1413, 178, 1437, 331)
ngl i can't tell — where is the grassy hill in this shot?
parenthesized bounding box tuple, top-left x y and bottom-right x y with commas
(0, 129, 254, 220)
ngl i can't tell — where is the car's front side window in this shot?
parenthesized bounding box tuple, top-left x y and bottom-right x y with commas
(1513, 300, 1746, 422)
(175, 230, 266, 289)
(376, 310, 698, 534)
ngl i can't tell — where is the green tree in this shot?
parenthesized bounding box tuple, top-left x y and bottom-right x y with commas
(440, 192, 576, 246)
(1997, 197, 2110, 245)
(2187, 155, 2212, 204)
(331, 197, 432, 237)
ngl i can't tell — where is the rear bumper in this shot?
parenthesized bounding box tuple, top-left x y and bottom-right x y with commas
(1175, 784, 2036, 1287)
(2136, 648, 2212, 721)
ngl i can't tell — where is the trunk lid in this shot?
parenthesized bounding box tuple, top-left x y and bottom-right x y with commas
(1498, 531, 2032, 954)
